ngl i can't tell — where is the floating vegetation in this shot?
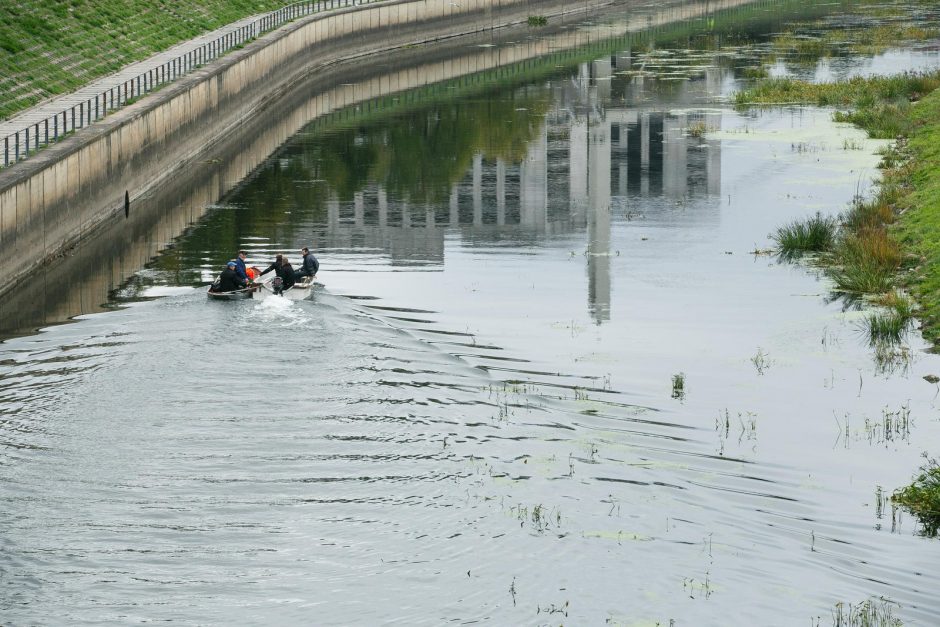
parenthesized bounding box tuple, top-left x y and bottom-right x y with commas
(773, 212, 838, 258)
(526, 15, 547, 26)
(671, 372, 685, 399)
(830, 597, 903, 627)
(892, 455, 940, 536)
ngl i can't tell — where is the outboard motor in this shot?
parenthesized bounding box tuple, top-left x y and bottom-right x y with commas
(271, 277, 284, 296)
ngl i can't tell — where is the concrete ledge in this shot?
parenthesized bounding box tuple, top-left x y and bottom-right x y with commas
(0, 0, 623, 296)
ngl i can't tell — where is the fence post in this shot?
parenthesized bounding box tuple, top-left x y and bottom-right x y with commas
(23, 129, 28, 157)
(44, 119, 48, 145)
(54, 115, 58, 140)
(3, 137, 7, 167)
(14, 132, 19, 161)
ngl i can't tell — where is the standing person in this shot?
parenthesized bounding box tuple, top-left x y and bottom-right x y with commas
(294, 246, 319, 282)
(259, 254, 295, 295)
(234, 250, 250, 282)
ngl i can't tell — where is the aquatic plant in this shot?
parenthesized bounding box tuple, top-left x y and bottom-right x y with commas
(773, 212, 837, 258)
(671, 372, 685, 399)
(863, 292, 914, 345)
(686, 121, 709, 138)
(751, 348, 770, 375)
(527, 15, 547, 27)
(830, 597, 903, 627)
(892, 456, 940, 536)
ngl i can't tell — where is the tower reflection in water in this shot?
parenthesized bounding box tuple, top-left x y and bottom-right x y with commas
(317, 50, 723, 323)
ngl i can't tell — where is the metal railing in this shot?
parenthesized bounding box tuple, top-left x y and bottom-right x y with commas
(1, 0, 380, 170)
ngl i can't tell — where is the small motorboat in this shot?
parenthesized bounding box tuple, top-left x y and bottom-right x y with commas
(262, 276, 316, 301)
(206, 284, 260, 300)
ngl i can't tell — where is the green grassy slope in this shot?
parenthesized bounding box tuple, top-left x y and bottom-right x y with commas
(895, 90, 940, 344)
(0, 0, 285, 121)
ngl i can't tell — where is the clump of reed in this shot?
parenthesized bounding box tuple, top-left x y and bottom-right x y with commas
(865, 291, 914, 345)
(772, 212, 837, 258)
(832, 597, 903, 627)
(892, 456, 940, 537)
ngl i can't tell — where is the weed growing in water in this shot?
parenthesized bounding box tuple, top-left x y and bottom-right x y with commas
(509, 502, 562, 534)
(863, 292, 914, 345)
(751, 348, 771, 375)
(773, 212, 837, 258)
(527, 15, 547, 26)
(671, 372, 685, 399)
(686, 121, 710, 137)
(892, 455, 940, 536)
(830, 597, 903, 627)
(863, 403, 912, 446)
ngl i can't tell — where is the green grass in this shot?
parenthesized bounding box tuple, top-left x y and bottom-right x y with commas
(743, 70, 940, 343)
(892, 457, 940, 536)
(0, 0, 289, 121)
(892, 89, 940, 345)
(772, 212, 837, 258)
(831, 597, 904, 627)
(735, 72, 940, 138)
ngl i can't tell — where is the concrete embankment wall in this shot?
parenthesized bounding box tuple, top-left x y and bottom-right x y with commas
(0, 0, 619, 294)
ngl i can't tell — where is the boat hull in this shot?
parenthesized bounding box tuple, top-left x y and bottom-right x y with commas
(206, 285, 257, 300)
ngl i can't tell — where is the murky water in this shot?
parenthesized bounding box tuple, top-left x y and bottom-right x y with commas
(3, 0, 940, 624)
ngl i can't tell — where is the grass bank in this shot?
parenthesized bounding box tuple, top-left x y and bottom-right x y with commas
(0, 0, 286, 121)
(738, 72, 940, 534)
(737, 71, 940, 343)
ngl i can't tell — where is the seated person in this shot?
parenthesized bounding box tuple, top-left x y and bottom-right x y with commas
(213, 261, 248, 292)
(260, 254, 296, 293)
(294, 247, 319, 282)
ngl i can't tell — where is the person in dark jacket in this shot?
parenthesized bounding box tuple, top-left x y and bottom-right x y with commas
(234, 250, 249, 282)
(213, 261, 248, 292)
(294, 247, 319, 282)
(260, 254, 295, 294)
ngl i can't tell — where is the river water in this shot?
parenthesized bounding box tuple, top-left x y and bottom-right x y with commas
(3, 0, 940, 624)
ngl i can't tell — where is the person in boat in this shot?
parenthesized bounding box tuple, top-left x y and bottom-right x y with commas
(212, 261, 248, 293)
(234, 250, 251, 283)
(259, 254, 295, 294)
(293, 247, 319, 282)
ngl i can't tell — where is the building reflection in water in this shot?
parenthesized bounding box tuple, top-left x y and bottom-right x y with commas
(320, 50, 724, 323)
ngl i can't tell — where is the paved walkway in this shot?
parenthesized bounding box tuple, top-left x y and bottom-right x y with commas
(0, 12, 269, 148)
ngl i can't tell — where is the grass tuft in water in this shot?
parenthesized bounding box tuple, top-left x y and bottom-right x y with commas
(831, 597, 903, 627)
(773, 212, 837, 257)
(892, 456, 940, 537)
(671, 372, 685, 399)
(526, 15, 547, 27)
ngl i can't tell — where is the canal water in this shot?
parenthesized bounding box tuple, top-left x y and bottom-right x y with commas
(3, 0, 940, 624)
